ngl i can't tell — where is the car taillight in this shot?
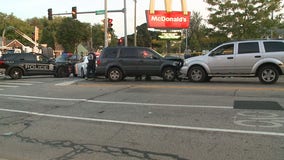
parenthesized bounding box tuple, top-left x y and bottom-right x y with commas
(0, 60, 4, 65)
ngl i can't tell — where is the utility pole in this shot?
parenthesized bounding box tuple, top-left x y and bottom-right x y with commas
(134, 0, 137, 46)
(124, 0, 128, 46)
(104, 0, 109, 47)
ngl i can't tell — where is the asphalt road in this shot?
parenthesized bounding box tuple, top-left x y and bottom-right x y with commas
(0, 75, 284, 160)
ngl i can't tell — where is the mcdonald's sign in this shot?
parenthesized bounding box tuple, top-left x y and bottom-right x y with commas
(146, 0, 190, 29)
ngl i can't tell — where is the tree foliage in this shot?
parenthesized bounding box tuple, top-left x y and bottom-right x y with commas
(0, 13, 34, 46)
(207, 0, 283, 40)
(136, 23, 152, 47)
(91, 24, 104, 49)
(56, 18, 90, 52)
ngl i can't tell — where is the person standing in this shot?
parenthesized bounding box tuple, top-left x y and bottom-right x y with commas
(86, 52, 96, 80)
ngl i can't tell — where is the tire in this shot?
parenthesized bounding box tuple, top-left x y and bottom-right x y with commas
(107, 67, 123, 82)
(258, 65, 279, 84)
(56, 67, 68, 78)
(162, 67, 176, 81)
(81, 68, 85, 78)
(188, 66, 207, 82)
(9, 68, 23, 79)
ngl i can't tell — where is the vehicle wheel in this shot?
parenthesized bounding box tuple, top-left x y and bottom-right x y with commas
(9, 68, 23, 79)
(57, 67, 68, 78)
(188, 66, 207, 82)
(81, 68, 85, 78)
(162, 67, 176, 81)
(108, 67, 123, 81)
(258, 65, 279, 84)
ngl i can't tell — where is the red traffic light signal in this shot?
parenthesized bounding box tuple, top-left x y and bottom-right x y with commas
(118, 37, 124, 46)
(108, 18, 113, 28)
(72, 7, 77, 19)
(48, 8, 52, 20)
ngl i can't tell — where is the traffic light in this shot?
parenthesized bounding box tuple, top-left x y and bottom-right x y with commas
(118, 37, 124, 46)
(108, 18, 113, 28)
(72, 7, 77, 19)
(48, 8, 52, 20)
(107, 18, 113, 33)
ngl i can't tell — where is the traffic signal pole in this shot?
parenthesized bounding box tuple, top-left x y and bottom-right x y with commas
(48, 0, 127, 48)
(104, 0, 108, 47)
(123, 0, 128, 46)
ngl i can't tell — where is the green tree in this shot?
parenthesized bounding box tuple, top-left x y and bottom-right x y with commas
(56, 18, 90, 52)
(181, 12, 213, 53)
(91, 24, 104, 49)
(0, 13, 34, 46)
(207, 0, 283, 40)
(39, 17, 63, 49)
(136, 23, 152, 47)
(188, 12, 204, 52)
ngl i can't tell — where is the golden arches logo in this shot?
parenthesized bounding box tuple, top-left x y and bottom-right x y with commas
(149, 0, 188, 15)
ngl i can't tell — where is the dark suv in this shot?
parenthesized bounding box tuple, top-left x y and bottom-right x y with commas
(96, 46, 183, 81)
(0, 53, 73, 79)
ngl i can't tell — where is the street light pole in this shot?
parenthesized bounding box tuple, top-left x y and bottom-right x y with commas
(134, 0, 137, 46)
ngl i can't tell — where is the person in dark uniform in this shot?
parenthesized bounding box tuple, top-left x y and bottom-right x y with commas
(86, 52, 96, 80)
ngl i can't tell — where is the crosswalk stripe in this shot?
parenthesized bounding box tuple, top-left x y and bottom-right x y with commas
(0, 82, 32, 86)
(0, 85, 19, 88)
(9, 80, 44, 84)
(55, 79, 84, 86)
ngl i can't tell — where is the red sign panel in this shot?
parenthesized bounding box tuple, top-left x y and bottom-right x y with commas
(146, 10, 190, 29)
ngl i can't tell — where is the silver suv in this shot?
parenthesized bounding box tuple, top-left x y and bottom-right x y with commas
(180, 40, 284, 84)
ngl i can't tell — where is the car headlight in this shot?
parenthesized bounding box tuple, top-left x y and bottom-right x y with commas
(183, 60, 190, 66)
(172, 61, 180, 66)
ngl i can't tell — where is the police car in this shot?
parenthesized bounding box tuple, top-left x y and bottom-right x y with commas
(0, 53, 73, 79)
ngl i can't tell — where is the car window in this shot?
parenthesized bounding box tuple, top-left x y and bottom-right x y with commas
(1, 54, 16, 60)
(210, 44, 234, 56)
(36, 54, 49, 62)
(119, 48, 139, 58)
(238, 42, 259, 54)
(55, 55, 67, 62)
(138, 49, 155, 59)
(103, 48, 117, 58)
(20, 54, 36, 61)
(264, 42, 284, 52)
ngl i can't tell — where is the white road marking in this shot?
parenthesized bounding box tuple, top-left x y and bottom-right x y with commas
(0, 108, 283, 137)
(0, 94, 232, 109)
(6, 97, 37, 101)
(0, 82, 32, 86)
(9, 80, 44, 84)
(234, 112, 284, 128)
(55, 79, 84, 86)
(0, 85, 19, 88)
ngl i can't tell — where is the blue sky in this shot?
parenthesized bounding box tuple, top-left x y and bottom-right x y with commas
(0, 0, 209, 37)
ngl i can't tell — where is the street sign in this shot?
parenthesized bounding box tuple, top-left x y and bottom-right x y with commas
(146, 10, 190, 29)
(95, 10, 105, 15)
(158, 32, 181, 40)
